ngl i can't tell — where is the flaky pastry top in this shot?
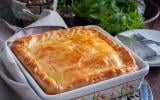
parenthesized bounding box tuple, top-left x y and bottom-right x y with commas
(11, 26, 138, 94)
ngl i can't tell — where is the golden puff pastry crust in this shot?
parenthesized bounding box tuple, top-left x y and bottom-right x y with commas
(11, 26, 138, 94)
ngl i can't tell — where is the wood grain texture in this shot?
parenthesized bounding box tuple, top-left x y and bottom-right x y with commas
(145, 15, 160, 100)
(146, 68, 160, 100)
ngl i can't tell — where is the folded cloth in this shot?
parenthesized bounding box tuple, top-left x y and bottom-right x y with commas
(0, 10, 67, 100)
(145, 44, 160, 65)
(10, 0, 58, 21)
(10, 0, 38, 21)
(0, 59, 22, 100)
(27, 10, 67, 28)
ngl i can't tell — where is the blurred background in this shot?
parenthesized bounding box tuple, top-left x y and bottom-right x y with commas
(0, 0, 160, 31)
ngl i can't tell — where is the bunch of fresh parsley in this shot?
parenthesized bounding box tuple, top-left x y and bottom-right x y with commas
(71, 0, 145, 35)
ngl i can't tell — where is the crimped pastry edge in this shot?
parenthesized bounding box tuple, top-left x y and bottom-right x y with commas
(11, 26, 138, 94)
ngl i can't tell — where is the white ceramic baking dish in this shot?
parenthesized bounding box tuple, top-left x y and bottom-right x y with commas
(7, 25, 149, 100)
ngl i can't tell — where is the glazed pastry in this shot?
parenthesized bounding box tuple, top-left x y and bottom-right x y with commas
(11, 26, 138, 94)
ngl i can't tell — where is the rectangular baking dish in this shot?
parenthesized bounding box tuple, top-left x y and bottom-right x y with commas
(7, 25, 149, 100)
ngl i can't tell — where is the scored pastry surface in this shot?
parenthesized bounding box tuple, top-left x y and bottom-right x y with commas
(11, 26, 138, 94)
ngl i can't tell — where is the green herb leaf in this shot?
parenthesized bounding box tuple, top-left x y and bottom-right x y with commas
(71, 0, 146, 35)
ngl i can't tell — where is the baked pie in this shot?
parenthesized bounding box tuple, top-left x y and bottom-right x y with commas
(11, 26, 138, 94)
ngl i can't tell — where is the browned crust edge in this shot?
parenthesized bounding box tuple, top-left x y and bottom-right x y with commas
(11, 26, 138, 94)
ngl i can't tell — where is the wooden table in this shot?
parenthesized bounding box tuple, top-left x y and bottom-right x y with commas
(145, 16, 160, 100)
(146, 68, 160, 100)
